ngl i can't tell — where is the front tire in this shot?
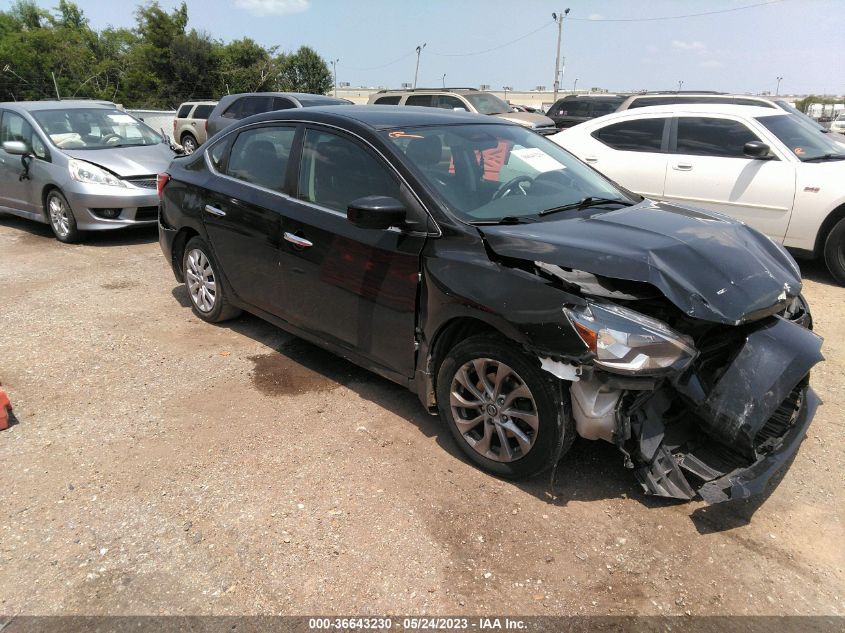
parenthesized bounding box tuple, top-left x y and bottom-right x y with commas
(181, 133, 198, 154)
(182, 236, 241, 322)
(823, 217, 845, 285)
(46, 190, 81, 243)
(436, 336, 575, 479)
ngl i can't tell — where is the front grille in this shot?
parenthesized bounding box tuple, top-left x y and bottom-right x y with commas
(125, 177, 158, 189)
(754, 382, 804, 451)
(135, 206, 159, 221)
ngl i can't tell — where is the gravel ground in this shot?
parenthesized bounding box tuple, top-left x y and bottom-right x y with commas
(0, 216, 842, 617)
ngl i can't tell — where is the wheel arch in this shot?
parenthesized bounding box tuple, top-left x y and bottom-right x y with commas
(40, 184, 63, 221)
(813, 202, 845, 257)
(171, 226, 200, 278)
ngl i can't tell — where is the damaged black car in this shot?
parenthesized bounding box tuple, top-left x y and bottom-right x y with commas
(158, 106, 823, 504)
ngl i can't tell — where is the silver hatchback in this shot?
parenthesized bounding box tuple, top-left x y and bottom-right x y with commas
(0, 100, 175, 242)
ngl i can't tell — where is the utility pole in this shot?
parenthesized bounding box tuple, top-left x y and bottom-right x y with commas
(413, 43, 426, 89)
(776, 76, 783, 96)
(330, 59, 339, 97)
(552, 9, 570, 102)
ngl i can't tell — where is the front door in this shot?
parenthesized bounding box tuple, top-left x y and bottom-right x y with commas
(201, 124, 298, 313)
(275, 127, 426, 378)
(662, 116, 796, 242)
(0, 111, 44, 216)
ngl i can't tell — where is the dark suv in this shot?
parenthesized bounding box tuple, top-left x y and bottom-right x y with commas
(546, 94, 626, 129)
(158, 106, 821, 504)
(205, 92, 352, 137)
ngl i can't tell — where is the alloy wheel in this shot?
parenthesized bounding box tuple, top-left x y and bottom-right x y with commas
(449, 358, 539, 462)
(182, 136, 197, 154)
(48, 195, 71, 238)
(186, 248, 217, 312)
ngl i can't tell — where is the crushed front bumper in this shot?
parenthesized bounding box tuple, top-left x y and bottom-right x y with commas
(621, 316, 823, 504)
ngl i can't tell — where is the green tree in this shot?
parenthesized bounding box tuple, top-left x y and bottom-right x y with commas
(222, 38, 276, 93)
(277, 46, 332, 95)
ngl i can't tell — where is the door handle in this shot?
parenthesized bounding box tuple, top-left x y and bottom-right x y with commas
(284, 232, 313, 248)
(674, 163, 693, 171)
(204, 204, 226, 217)
(584, 156, 598, 163)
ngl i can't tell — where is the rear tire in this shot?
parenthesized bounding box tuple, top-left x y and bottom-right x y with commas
(436, 335, 575, 479)
(823, 217, 845, 285)
(181, 133, 198, 154)
(182, 236, 241, 322)
(46, 190, 81, 243)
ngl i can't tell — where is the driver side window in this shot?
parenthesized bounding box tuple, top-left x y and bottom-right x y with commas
(0, 112, 47, 159)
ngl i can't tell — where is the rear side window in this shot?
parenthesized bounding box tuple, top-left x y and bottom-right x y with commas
(590, 101, 620, 117)
(177, 104, 193, 119)
(558, 100, 591, 117)
(222, 99, 243, 119)
(593, 118, 666, 152)
(405, 95, 435, 107)
(675, 117, 761, 157)
(297, 129, 400, 213)
(272, 97, 295, 110)
(436, 95, 467, 111)
(225, 126, 295, 192)
(374, 96, 401, 105)
(192, 104, 214, 119)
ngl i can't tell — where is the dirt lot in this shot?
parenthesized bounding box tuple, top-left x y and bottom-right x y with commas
(0, 216, 842, 617)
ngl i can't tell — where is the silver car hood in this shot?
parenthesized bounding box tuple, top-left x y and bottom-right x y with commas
(63, 143, 176, 177)
(495, 111, 556, 129)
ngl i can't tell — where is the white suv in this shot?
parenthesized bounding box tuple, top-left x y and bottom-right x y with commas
(551, 104, 845, 283)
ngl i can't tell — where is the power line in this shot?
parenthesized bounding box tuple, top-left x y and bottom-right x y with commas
(429, 21, 554, 57)
(569, 0, 783, 22)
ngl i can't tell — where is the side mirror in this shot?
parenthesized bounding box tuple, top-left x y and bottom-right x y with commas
(744, 141, 771, 159)
(2, 141, 30, 156)
(347, 195, 406, 230)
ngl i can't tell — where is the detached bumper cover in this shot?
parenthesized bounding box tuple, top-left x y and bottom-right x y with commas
(628, 317, 824, 504)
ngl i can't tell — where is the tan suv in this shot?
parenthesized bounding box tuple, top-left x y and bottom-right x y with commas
(173, 101, 217, 154)
(368, 88, 557, 135)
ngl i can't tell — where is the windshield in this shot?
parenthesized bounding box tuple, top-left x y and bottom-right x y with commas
(773, 100, 825, 131)
(756, 114, 844, 161)
(464, 93, 511, 115)
(387, 124, 634, 223)
(31, 108, 163, 150)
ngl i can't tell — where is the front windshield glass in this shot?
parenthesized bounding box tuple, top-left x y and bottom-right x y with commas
(756, 114, 844, 161)
(31, 108, 163, 150)
(386, 124, 634, 223)
(464, 93, 511, 115)
(773, 100, 825, 131)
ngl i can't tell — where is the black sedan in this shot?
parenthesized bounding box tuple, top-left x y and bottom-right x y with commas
(158, 106, 822, 504)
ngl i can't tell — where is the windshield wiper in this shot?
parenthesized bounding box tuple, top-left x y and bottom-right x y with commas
(539, 196, 632, 216)
(469, 216, 537, 225)
(802, 153, 845, 162)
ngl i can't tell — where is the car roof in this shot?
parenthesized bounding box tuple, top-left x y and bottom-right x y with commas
(241, 104, 511, 130)
(603, 103, 784, 118)
(225, 92, 347, 101)
(0, 100, 116, 111)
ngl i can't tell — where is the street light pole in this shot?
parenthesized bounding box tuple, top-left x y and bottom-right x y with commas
(776, 76, 783, 96)
(413, 43, 426, 89)
(552, 9, 570, 102)
(442, 73, 446, 88)
(678, 80, 684, 92)
(573, 78, 578, 93)
(330, 58, 339, 97)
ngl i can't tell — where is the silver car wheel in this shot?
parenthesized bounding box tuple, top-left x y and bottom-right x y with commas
(182, 136, 197, 154)
(48, 195, 71, 237)
(186, 248, 217, 313)
(449, 358, 539, 462)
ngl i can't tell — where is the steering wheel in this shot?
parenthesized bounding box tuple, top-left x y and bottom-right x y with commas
(101, 133, 121, 144)
(493, 175, 534, 200)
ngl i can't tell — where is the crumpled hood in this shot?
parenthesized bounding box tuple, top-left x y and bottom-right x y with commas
(495, 111, 556, 129)
(63, 143, 175, 177)
(480, 199, 802, 324)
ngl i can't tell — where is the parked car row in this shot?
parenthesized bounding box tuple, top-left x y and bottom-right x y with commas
(155, 104, 823, 503)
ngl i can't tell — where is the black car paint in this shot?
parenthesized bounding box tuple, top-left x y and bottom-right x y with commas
(159, 106, 822, 504)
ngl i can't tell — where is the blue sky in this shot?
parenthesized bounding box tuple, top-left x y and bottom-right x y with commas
(8, 0, 845, 95)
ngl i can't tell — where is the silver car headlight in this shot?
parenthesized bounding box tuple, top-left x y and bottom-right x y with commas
(563, 301, 697, 375)
(68, 159, 126, 188)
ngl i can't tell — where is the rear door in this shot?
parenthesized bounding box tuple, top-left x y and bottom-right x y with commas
(201, 124, 298, 313)
(274, 126, 427, 377)
(662, 115, 796, 241)
(583, 115, 670, 199)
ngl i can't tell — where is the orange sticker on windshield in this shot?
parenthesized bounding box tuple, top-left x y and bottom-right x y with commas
(389, 131, 424, 139)
(794, 147, 805, 155)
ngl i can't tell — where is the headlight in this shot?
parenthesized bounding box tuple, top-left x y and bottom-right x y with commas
(563, 301, 697, 375)
(68, 159, 125, 187)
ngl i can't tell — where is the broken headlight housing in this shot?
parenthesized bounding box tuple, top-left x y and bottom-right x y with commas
(563, 301, 697, 375)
